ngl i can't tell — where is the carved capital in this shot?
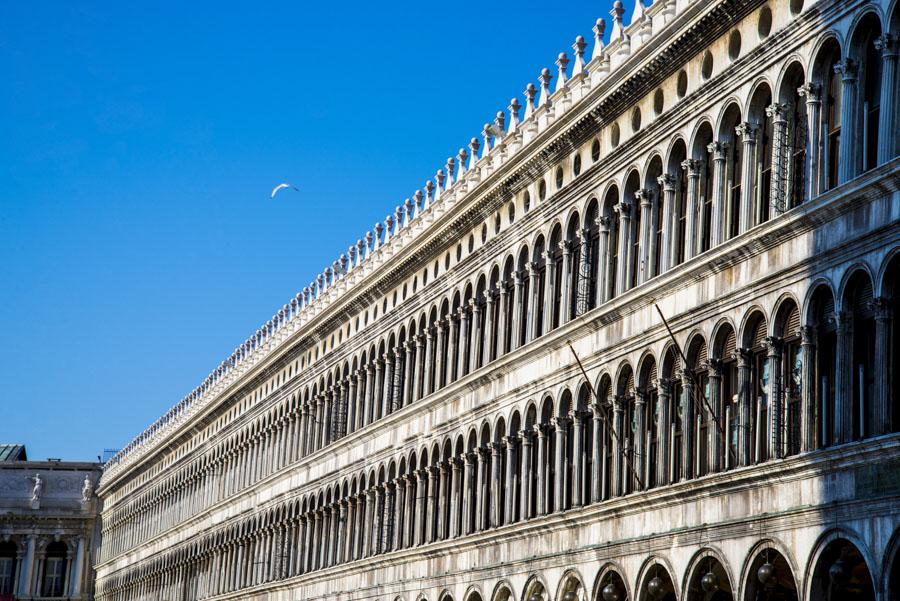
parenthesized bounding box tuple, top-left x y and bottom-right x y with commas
(657, 173, 676, 191)
(834, 58, 859, 82)
(706, 142, 726, 161)
(735, 121, 759, 143)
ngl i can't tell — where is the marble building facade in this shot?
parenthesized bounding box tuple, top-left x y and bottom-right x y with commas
(93, 0, 900, 600)
(0, 446, 102, 600)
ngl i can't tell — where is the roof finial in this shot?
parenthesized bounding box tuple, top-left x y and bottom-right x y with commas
(538, 68, 553, 108)
(457, 148, 468, 177)
(572, 36, 587, 76)
(445, 157, 455, 188)
(508, 98, 521, 133)
(424, 180, 434, 209)
(414, 189, 423, 218)
(555, 53, 569, 92)
(524, 83, 537, 120)
(434, 169, 445, 201)
(468, 137, 480, 170)
(611, 1, 625, 42)
(592, 19, 606, 61)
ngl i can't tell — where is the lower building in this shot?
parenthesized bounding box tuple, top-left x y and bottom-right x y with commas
(0, 445, 101, 600)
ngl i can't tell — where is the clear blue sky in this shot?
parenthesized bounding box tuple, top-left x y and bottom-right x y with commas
(0, 2, 611, 461)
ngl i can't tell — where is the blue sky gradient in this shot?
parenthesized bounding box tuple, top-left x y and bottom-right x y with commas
(0, 2, 611, 460)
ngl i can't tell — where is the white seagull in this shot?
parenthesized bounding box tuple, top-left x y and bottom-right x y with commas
(270, 183, 299, 199)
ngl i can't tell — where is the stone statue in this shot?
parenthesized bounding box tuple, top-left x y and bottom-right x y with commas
(29, 473, 43, 509)
(81, 475, 93, 503)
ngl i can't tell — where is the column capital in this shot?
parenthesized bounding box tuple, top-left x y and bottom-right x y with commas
(614, 199, 633, 217)
(735, 121, 759, 142)
(706, 141, 726, 161)
(596, 214, 612, 230)
(658, 173, 676, 191)
(708, 357, 724, 374)
(551, 415, 571, 429)
(800, 324, 816, 345)
(797, 82, 822, 103)
(764, 336, 783, 355)
(634, 188, 654, 208)
(765, 102, 790, 123)
(502, 434, 519, 446)
(834, 58, 859, 83)
(875, 33, 899, 57)
(558, 239, 573, 254)
(871, 296, 893, 320)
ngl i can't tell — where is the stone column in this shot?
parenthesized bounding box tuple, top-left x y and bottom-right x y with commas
(658, 174, 675, 272)
(503, 435, 517, 523)
(835, 311, 852, 443)
(415, 470, 427, 546)
(633, 394, 646, 490)
(737, 349, 752, 465)
(404, 476, 415, 548)
(373, 488, 384, 555)
(542, 252, 555, 333)
(597, 216, 611, 303)
(449, 459, 461, 538)
(681, 372, 696, 480)
(636, 189, 653, 284)
(657, 380, 671, 486)
(836, 59, 859, 183)
(413, 335, 425, 402)
(20, 535, 34, 596)
(798, 83, 822, 200)
(708, 360, 724, 472)
(559, 240, 573, 323)
(876, 35, 899, 163)
(490, 442, 502, 527)
(611, 398, 625, 496)
(426, 467, 438, 543)
(707, 143, 727, 246)
(874, 298, 892, 435)
(403, 341, 415, 408)
(614, 200, 632, 295)
(434, 320, 446, 389)
(767, 103, 790, 216)
(735, 121, 758, 232)
(462, 453, 475, 534)
(343, 500, 354, 563)
(526, 262, 540, 340)
(470, 299, 483, 371)
(476, 448, 488, 530)
(366, 362, 377, 424)
(553, 416, 570, 509)
(591, 405, 603, 502)
(447, 314, 460, 384)
(393, 346, 405, 411)
(519, 430, 533, 520)
(424, 331, 435, 395)
(575, 228, 591, 316)
(437, 463, 449, 540)
(483, 291, 496, 365)
(571, 411, 584, 505)
(766, 337, 784, 459)
(511, 270, 524, 348)
(70, 536, 85, 595)
(384, 484, 396, 553)
(498, 283, 510, 353)
(800, 326, 817, 452)
(362, 365, 373, 427)
(349, 370, 360, 432)
(534, 424, 547, 514)
(363, 489, 375, 557)
(382, 353, 394, 416)
(457, 306, 469, 376)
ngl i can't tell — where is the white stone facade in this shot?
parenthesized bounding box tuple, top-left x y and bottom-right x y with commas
(94, 0, 900, 600)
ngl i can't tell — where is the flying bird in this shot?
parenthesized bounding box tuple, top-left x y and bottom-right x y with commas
(270, 183, 299, 199)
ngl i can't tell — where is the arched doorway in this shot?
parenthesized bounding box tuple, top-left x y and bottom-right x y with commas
(638, 562, 676, 601)
(743, 546, 797, 601)
(594, 567, 628, 601)
(809, 538, 875, 601)
(685, 551, 733, 601)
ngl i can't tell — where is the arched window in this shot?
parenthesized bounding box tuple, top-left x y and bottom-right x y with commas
(42, 541, 68, 597)
(849, 14, 884, 174)
(748, 84, 774, 226)
(639, 358, 659, 489)
(845, 270, 876, 440)
(815, 40, 843, 191)
(775, 300, 803, 456)
(718, 105, 743, 240)
(810, 285, 837, 448)
(744, 313, 769, 464)
(0, 541, 16, 595)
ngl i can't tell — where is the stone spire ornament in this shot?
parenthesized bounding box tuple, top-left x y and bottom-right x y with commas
(394, 206, 403, 234)
(469, 138, 480, 170)
(494, 111, 505, 146)
(404, 198, 413, 226)
(413, 189, 423, 218)
(434, 169, 445, 201)
(445, 157, 455, 188)
(592, 18, 606, 61)
(524, 83, 537, 120)
(424, 180, 434, 210)
(508, 98, 521, 133)
(555, 53, 569, 92)
(572, 36, 587, 77)
(383, 215, 393, 243)
(457, 148, 468, 177)
(538, 68, 553, 108)
(372, 223, 382, 250)
(347, 247, 355, 272)
(482, 123, 492, 159)
(610, 1, 625, 43)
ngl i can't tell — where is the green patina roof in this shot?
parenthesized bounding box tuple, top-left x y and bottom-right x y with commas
(0, 444, 27, 462)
